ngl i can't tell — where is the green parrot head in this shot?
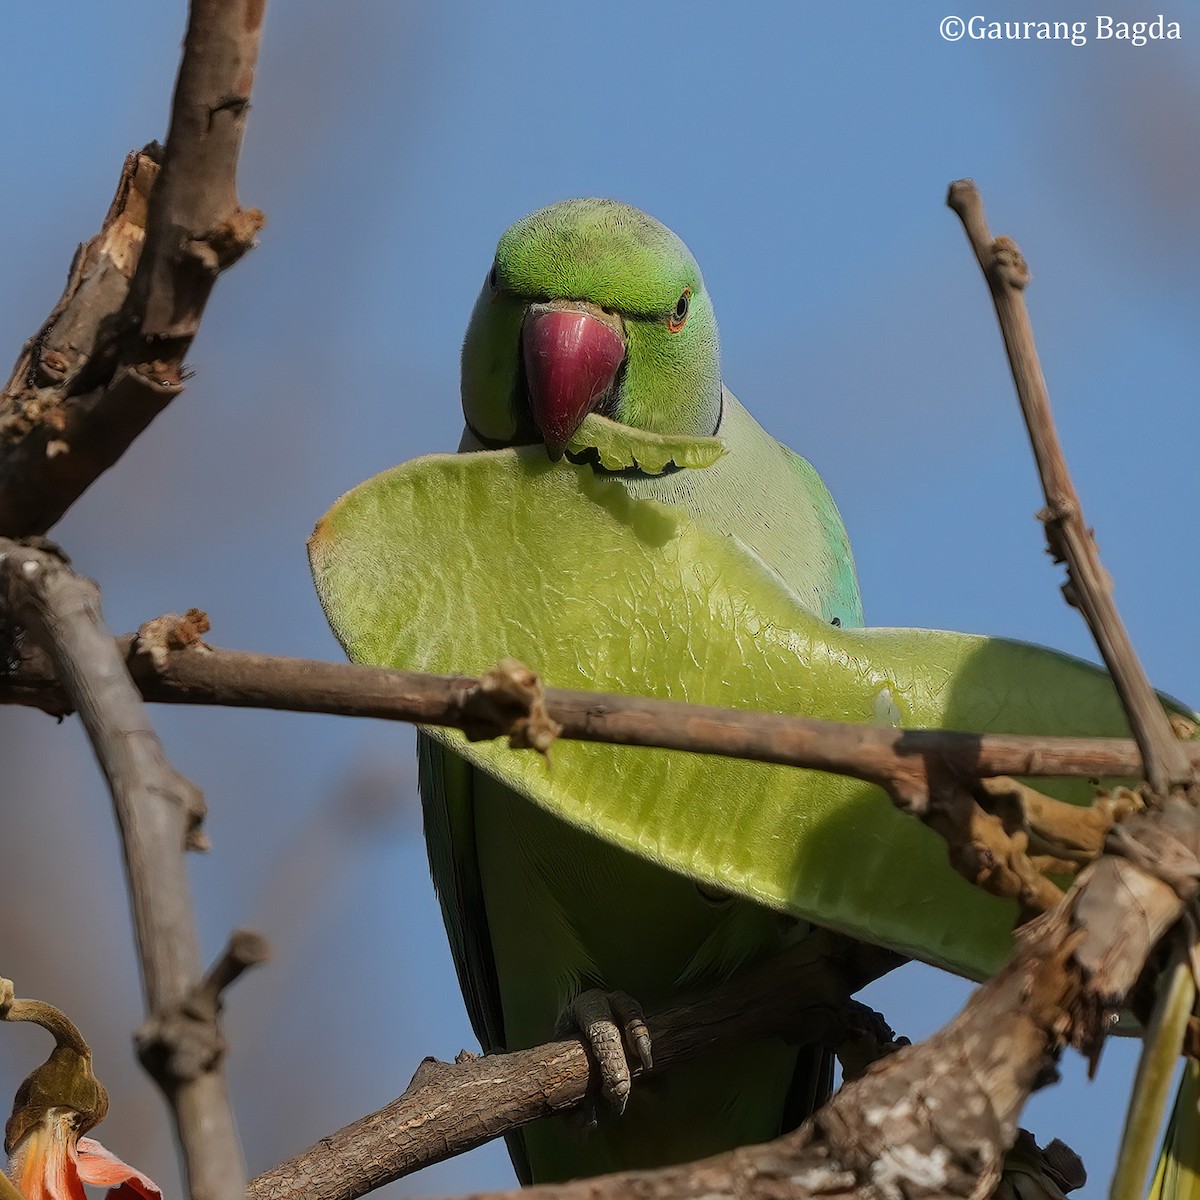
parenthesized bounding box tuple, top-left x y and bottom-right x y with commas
(461, 199, 722, 460)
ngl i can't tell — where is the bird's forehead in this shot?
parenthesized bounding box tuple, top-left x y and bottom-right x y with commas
(495, 199, 701, 314)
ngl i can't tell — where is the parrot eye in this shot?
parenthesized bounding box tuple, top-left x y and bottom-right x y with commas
(668, 288, 691, 333)
(488, 263, 499, 291)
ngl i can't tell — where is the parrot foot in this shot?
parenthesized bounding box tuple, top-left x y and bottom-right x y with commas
(562, 989, 653, 1115)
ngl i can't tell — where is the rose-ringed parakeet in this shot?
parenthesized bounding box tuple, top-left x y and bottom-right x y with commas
(310, 199, 1200, 1191)
(423, 199, 864, 1182)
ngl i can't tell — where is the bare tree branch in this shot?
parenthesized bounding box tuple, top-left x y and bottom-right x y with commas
(248, 935, 901, 1200)
(0, 0, 267, 538)
(197, 930, 271, 1005)
(0, 541, 253, 1200)
(6, 617, 1191, 919)
(255, 800, 1196, 1200)
(6, 618, 1194, 788)
(946, 179, 1192, 798)
(126, 0, 265, 352)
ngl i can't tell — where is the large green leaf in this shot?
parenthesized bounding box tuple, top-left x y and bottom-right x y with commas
(310, 448, 1194, 979)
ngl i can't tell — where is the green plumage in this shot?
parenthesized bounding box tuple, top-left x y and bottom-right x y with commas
(497, 200, 699, 319)
(309, 199, 1199, 1189)
(463, 200, 721, 445)
(451, 200, 858, 1179)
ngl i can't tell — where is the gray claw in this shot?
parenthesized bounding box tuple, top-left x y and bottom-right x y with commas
(567, 988, 654, 1114)
(609, 989, 653, 1071)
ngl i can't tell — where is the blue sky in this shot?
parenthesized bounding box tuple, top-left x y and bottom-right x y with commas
(0, 2, 1196, 1195)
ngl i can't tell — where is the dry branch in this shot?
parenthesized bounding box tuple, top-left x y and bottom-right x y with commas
(0, 541, 252, 1200)
(248, 935, 901, 1200)
(255, 799, 1197, 1200)
(6, 623, 1191, 916)
(0, 3, 271, 1193)
(946, 180, 1192, 798)
(0, 0, 267, 538)
(6, 622, 1195, 786)
(947, 178, 1200, 1199)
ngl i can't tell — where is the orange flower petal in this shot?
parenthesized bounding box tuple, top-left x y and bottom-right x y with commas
(73, 1140, 160, 1200)
(6, 1112, 85, 1200)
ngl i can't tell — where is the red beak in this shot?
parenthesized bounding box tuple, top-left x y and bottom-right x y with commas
(522, 307, 626, 459)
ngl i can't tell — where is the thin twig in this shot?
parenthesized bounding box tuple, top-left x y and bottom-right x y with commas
(0, 542, 247, 1200)
(5, 623, 1195, 787)
(137, 931, 269, 1115)
(5, 621, 1190, 918)
(198, 930, 270, 1006)
(946, 179, 1192, 797)
(0, 0, 267, 538)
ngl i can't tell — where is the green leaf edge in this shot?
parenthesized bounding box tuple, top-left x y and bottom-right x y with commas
(565, 412, 727, 473)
